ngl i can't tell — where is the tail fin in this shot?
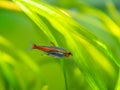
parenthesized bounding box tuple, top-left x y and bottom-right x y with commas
(32, 44, 37, 49)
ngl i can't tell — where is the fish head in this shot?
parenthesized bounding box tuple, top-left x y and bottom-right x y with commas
(65, 51, 72, 57)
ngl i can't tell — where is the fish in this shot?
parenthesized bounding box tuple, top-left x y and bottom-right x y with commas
(32, 42, 72, 58)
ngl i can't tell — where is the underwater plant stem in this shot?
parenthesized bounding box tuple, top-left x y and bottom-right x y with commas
(60, 59, 68, 90)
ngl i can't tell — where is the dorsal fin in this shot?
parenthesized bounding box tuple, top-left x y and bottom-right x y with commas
(50, 42, 56, 46)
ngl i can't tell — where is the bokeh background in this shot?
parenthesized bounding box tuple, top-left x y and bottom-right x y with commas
(0, 0, 120, 90)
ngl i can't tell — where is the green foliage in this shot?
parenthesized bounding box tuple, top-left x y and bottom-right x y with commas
(0, 0, 120, 90)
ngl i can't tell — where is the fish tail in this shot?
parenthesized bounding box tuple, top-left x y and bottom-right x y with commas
(32, 44, 37, 49)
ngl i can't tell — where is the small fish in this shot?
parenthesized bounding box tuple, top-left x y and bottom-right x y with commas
(32, 42, 72, 58)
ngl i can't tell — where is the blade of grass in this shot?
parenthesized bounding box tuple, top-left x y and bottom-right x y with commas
(14, 1, 69, 90)
(106, 0, 120, 25)
(115, 69, 120, 90)
(17, 1, 101, 89)
(76, 3, 120, 42)
(0, 54, 22, 90)
(0, 35, 46, 90)
(0, 1, 21, 11)
(13, 0, 119, 89)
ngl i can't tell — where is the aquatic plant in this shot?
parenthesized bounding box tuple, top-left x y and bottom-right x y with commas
(0, 0, 120, 90)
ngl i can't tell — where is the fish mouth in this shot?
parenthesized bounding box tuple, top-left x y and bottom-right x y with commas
(67, 52, 72, 56)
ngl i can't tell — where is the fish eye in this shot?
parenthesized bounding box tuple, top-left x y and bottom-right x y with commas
(68, 52, 72, 55)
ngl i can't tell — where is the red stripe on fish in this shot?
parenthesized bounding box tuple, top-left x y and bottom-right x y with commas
(32, 44, 60, 52)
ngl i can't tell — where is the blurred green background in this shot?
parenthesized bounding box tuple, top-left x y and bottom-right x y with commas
(0, 0, 120, 90)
